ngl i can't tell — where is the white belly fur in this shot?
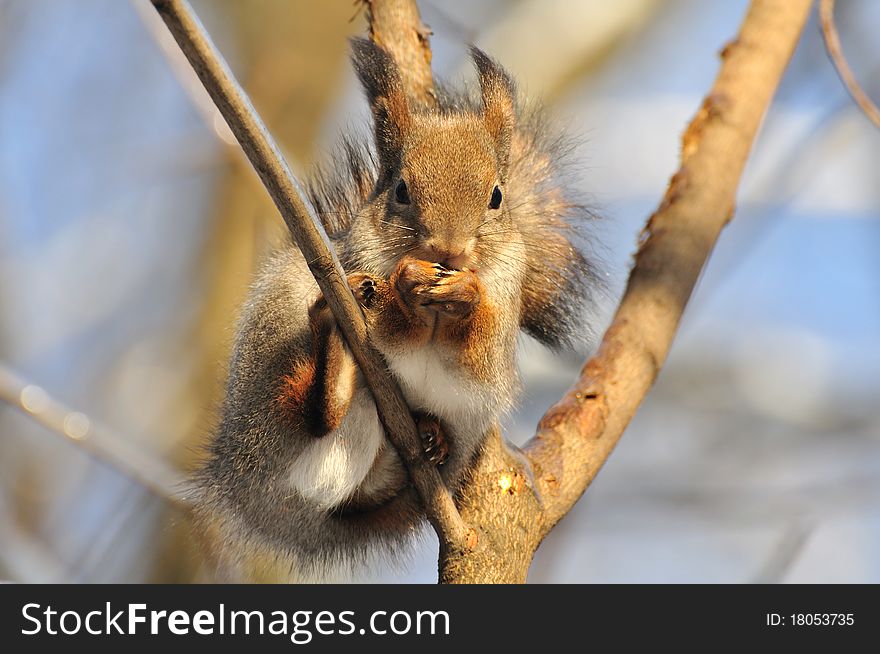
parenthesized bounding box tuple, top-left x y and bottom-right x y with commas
(385, 345, 494, 426)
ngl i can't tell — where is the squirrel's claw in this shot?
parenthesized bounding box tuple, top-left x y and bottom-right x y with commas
(359, 278, 376, 304)
(431, 263, 454, 278)
(348, 273, 380, 309)
(416, 413, 449, 467)
(394, 258, 480, 320)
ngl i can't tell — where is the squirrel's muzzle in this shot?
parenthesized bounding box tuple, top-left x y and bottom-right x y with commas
(422, 237, 476, 271)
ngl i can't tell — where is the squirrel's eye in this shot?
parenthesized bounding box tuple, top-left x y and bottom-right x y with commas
(489, 186, 503, 210)
(394, 179, 410, 205)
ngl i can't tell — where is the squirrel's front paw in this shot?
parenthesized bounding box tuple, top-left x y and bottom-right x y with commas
(395, 259, 480, 317)
(348, 273, 382, 310)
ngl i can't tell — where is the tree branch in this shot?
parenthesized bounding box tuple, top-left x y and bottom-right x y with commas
(438, 0, 813, 582)
(526, 0, 813, 525)
(819, 0, 880, 129)
(361, 0, 437, 107)
(147, 0, 468, 547)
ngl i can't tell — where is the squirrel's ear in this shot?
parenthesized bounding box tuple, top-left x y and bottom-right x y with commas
(350, 38, 412, 180)
(471, 46, 516, 180)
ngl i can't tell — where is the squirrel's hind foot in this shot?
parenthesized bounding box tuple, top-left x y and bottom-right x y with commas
(415, 413, 449, 466)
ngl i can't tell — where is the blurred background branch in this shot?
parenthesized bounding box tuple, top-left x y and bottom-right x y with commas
(819, 0, 880, 128)
(0, 364, 188, 508)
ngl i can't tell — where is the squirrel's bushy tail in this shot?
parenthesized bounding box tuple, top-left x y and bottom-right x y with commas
(193, 445, 425, 580)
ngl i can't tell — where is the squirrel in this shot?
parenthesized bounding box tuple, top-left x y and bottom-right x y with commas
(195, 38, 599, 577)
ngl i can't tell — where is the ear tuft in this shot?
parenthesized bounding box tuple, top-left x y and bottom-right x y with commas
(350, 38, 399, 106)
(470, 46, 517, 180)
(350, 38, 412, 182)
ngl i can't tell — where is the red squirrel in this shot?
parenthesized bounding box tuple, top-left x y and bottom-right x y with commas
(195, 39, 599, 577)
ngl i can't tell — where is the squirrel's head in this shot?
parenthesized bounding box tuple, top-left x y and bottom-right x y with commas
(351, 38, 517, 270)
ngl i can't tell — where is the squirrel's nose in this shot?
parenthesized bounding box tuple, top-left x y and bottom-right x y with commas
(424, 238, 475, 270)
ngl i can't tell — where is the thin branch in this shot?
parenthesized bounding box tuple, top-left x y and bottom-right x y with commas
(819, 0, 880, 129)
(439, 0, 814, 583)
(148, 0, 468, 547)
(0, 363, 188, 510)
(750, 518, 813, 583)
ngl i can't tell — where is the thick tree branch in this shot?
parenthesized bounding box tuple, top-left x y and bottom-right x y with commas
(438, 0, 813, 582)
(525, 0, 812, 525)
(819, 0, 880, 129)
(148, 0, 468, 546)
